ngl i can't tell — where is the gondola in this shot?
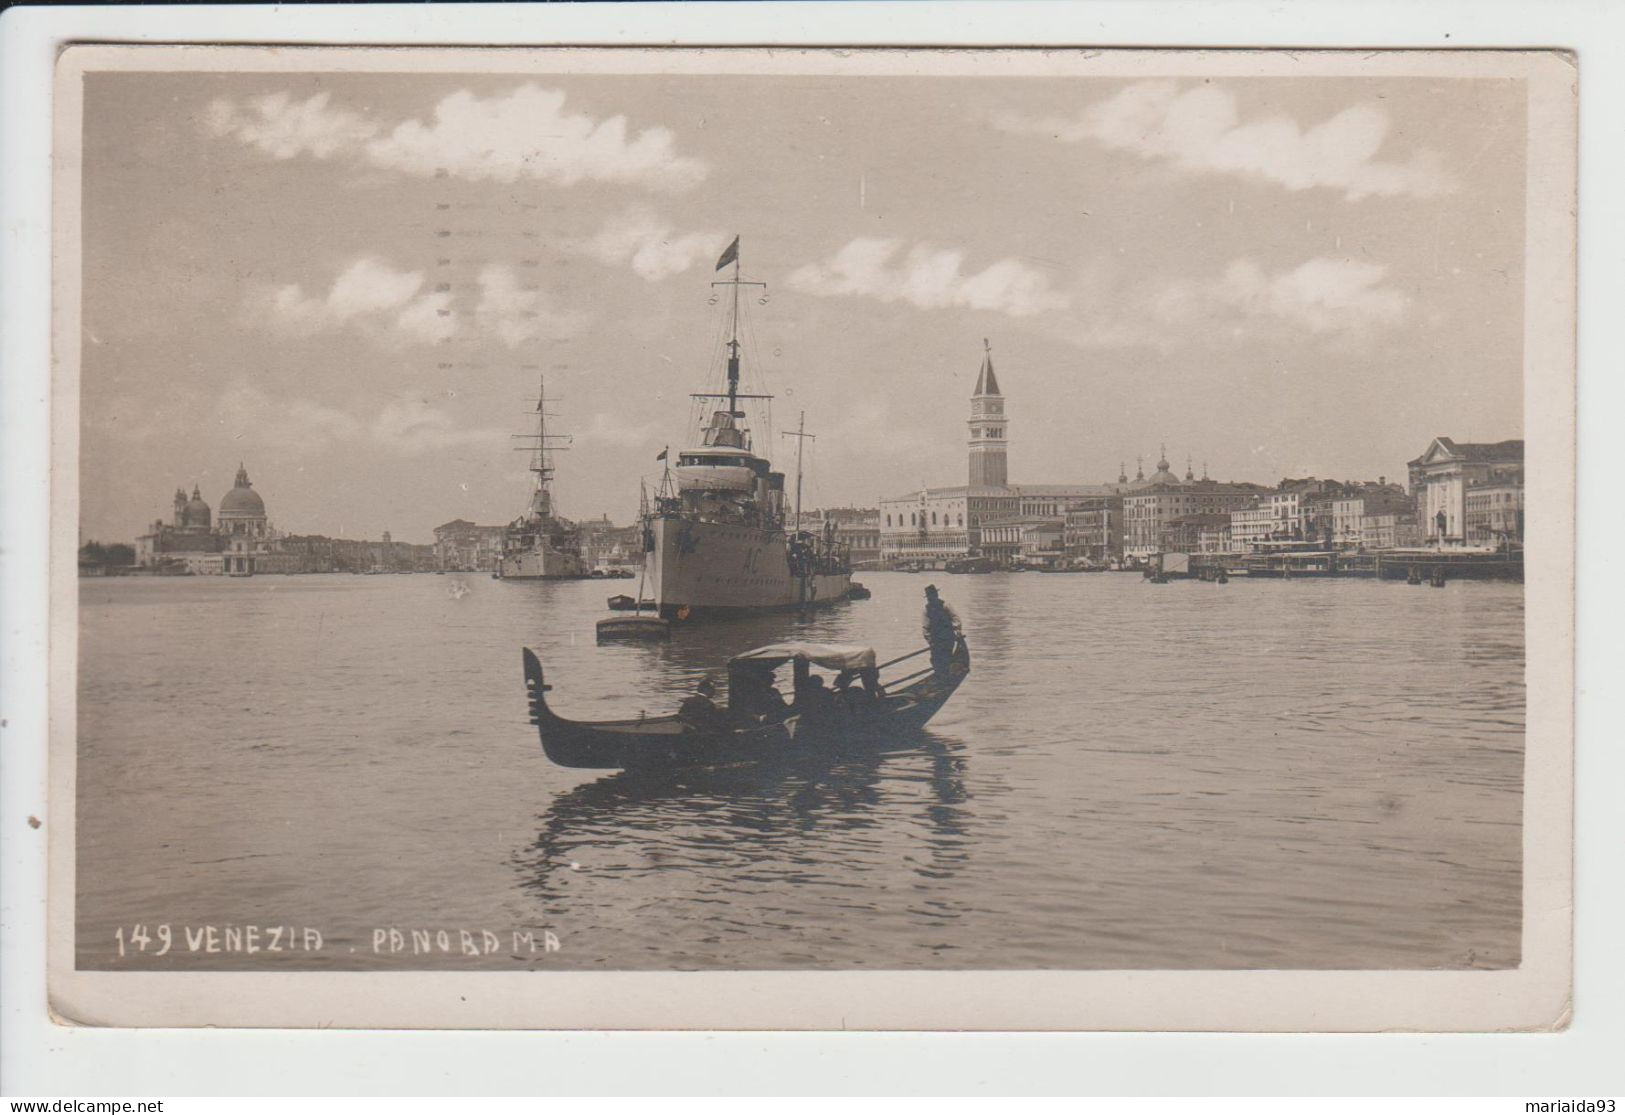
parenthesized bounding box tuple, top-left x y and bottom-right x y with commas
(521, 637, 970, 770)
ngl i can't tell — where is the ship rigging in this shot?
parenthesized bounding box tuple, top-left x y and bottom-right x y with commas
(642, 238, 852, 617)
(497, 375, 588, 580)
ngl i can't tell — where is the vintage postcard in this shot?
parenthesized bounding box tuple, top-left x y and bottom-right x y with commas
(48, 44, 1574, 1030)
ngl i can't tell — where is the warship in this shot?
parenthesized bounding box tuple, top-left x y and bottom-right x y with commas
(643, 238, 851, 618)
(497, 377, 588, 580)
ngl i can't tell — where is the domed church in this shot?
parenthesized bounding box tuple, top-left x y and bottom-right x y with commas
(135, 463, 292, 574)
(217, 463, 270, 538)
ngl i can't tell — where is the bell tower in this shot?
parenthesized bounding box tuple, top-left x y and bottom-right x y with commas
(967, 339, 1008, 489)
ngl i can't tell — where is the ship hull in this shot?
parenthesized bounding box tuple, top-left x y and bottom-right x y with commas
(497, 542, 589, 580)
(646, 517, 850, 617)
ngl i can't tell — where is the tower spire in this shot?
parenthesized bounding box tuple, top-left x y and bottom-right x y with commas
(973, 338, 1001, 397)
(967, 340, 1008, 489)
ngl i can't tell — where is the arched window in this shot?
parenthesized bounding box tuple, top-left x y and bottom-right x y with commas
(885, 513, 891, 527)
(958, 514, 964, 526)
(932, 512, 938, 525)
(910, 512, 917, 526)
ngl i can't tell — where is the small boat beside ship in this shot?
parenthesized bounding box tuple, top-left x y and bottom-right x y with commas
(522, 633, 969, 771)
(641, 239, 851, 619)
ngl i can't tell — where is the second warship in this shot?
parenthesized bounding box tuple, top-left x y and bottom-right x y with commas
(497, 376, 588, 580)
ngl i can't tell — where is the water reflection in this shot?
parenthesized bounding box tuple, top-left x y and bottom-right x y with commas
(514, 735, 972, 909)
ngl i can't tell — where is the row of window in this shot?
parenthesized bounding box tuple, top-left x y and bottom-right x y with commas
(885, 511, 967, 527)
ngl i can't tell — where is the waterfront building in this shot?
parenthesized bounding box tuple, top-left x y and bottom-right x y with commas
(1018, 520, 1066, 567)
(1164, 512, 1233, 555)
(879, 344, 1124, 567)
(1330, 482, 1412, 549)
(433, 519, 508, 572)
(134, 484, 224, 571)
(1229, 501, 1275, 552)
(1362, 512, 1423, 551)
(1123, 453, 1266, 559)
(815, 508, 883, 569)
(1464, 473, 1524, 545)
(135, 464, 297, 575)
(1264, 482, 1317, 542)
(1197, 521, 1234, 555)
(1408, 437, 1524, 544)
(1062, 496, 1124, 564)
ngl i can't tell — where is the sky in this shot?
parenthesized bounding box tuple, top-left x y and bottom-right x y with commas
(78, 67, 1527, 544)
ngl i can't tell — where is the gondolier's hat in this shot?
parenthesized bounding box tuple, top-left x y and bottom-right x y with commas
(696, 677, 717, 696)
(925, 584, 939, 596)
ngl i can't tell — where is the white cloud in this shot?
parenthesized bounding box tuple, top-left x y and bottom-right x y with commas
(1055, 255, 1409, 349)
(996, 81, 1456, 201)
(369, 86, 707, 191)
(247, 257, 452, 346)
(578, 209, 721, 281)
(787, 238, 1069, 318)
(473, 265, 588, 346)
(204, 92, 379, 160)
(1186, 257, 1409, 334)
(245, 258, 586, 348)
(212, 385, 504, 457)
(205, 84, 707, 192)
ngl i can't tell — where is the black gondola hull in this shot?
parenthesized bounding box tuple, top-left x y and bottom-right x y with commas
(522, 643, 968, 770)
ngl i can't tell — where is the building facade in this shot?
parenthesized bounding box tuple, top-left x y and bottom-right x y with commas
(1330, 483, 1413, 549)
(1062, 496, 1124, 564)
(433, 519, 508, 572)
(1408, 437, 1524, 544)
(1464, 474, 1525, 545)
(135, 464, 294, 575)
(1123, 454, 1266, 559)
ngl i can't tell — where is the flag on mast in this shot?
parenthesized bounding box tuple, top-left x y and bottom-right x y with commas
(715, 236, 740, 271)
(655, 447, 668, 462)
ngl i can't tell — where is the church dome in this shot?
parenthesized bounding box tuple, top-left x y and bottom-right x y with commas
(218, 464, 266, 517)
(183, 486, 212, 528)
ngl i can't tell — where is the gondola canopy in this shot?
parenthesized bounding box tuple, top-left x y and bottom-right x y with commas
(727, 642, 877, 671)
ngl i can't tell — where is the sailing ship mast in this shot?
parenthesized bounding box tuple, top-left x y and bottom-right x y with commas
(513, 374, 571, 521)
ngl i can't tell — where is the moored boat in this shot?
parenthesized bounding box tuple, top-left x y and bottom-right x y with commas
(497, 377, 590, 581)
(522, 636, 970, 770)
(594, 614, 672, 642)
(642, 239, 851, 619)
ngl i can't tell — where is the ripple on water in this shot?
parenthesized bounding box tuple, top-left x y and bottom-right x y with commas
(76, 572, 1523, 970)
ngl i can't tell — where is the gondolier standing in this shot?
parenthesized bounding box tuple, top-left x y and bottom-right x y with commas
(923, 585, 962, 676)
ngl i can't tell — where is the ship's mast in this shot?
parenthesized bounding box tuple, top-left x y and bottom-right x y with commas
(700, 238, 769, 426)
(782, 409, 815, 533)
(726, 254, 741, 418)
(512, 373, 571, 521)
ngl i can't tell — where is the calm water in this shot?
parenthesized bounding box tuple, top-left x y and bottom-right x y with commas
(76, 571, 1524, 970)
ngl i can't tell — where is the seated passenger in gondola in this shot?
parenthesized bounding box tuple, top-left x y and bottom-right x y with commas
(677, 677, 727, 729)
(728, 667, 788, 723)
(833, 669, 878, 710)
(794, 674, 836, 719)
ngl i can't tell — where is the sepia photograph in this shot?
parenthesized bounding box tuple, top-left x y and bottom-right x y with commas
(45, 44, 1574, 1031)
